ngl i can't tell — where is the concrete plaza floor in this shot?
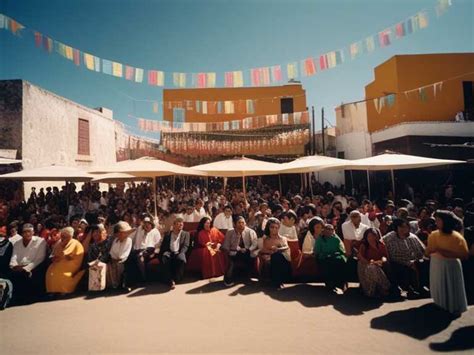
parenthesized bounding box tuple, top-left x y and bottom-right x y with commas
(2, 279, 473, 354)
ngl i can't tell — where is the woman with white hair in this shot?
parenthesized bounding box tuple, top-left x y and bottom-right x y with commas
(45, 227, 85, 294)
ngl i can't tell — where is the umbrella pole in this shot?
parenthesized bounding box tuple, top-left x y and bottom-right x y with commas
(391, 169, 396, 200)
(310, 174, 314, 197)
(278, 174, 282, 196)
(153, 176, 158, 218)
(66, 180, 69, 215)
(242, 175, 247, 206)
(366, 170, 371, 200)
(300, 174, 303, 194)
(173, 175, 176, 192)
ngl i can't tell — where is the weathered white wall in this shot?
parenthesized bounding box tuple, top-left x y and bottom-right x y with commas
(21, 81, 117, 170)
(335, 102, 368, 135)
(371, 121, 474, 143)
(336, 131, 373, 160)
(20, 81, 118, 191)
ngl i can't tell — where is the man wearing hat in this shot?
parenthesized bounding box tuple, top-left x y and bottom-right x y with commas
(106, 221, 134, 290)
(130, 215, 162, 282)
(9, 223, 47, 304)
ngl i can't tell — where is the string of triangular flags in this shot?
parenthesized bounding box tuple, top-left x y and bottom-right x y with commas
(136, 111, 310, 133)
(0, 0, 452, 88)
(341, 69, 474, 114)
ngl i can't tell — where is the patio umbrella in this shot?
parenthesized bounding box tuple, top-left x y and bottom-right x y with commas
(347, 153, 465, 199)
(279, 155, 349, 174)
(90, 173, 150, 184)
(192, 157, 282, 198)
(89, 157, 207, 216)
(279, 155, 350, 196)
(0, 165, 94, 182)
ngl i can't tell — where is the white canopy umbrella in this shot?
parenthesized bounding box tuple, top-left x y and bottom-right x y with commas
(0, 157, 22, 165)
(89, 157, 207, 216)
(278, 155, 350, 195)
(192, 157, 282, 198)
(89, 156, 205, 177)
(347, 153, 465, 199)
(0, 165, 94, 182)
(192, 157, 282, 177)
(90, 173, 150, 184)
(279, 155, 349, 173)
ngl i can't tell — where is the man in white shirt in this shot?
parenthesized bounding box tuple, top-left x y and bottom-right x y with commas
(213, 205, 234, 231)
(9, 223, 47, 304)
(341, 210, 369, 257)
(279, 210, 298, 240)
(183, 205, 201, 223)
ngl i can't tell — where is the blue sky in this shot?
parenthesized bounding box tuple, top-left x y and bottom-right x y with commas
(1, 0, 473, 140)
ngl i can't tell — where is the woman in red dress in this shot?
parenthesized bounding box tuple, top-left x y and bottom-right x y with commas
(194, 217, 226, 279)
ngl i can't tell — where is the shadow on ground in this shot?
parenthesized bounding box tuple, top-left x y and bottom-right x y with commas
(429, 326, 474, 352)
(370, 303, 455, 340)
(186, 281, 387, 316)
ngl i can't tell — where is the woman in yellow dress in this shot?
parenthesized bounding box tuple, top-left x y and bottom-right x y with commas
(46, 227, 85, 294)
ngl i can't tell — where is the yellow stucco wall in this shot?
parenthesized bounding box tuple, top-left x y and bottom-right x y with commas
(365, 53, 474, 132)
(163, 84, 307, 123)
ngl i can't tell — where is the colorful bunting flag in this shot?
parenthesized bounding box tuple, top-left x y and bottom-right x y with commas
(34, 31, 42, 47)
(271, 65, 282, 82)
(319, 55, 328, 70)
(125, 66, 134, 80)
(135, 68, 144, 83)
(84, 53, 95, 70)
(395, 23, 406, 38)
(73, 49, 81, 66)
(365, 36, 376, 52)
(287, 62, 299, 79)
(173, 73, 186, 87)
(303, 58, 317, 76)
(102, 59, 112, 75)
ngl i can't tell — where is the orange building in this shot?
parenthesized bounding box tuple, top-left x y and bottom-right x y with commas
(160, 83, 310, 162)
(365, 53, 474, 133)
(163, 83, 307, 123)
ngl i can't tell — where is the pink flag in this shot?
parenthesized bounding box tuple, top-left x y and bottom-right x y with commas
(197, 73, 207, 88)
(125, 66, 134, 80)
(34, 31, 42, 47)
(225, 72, 234, 87)
(251, 68, 261, 86)
(319, 55, 328, 70)
(271, 65, 282, 82)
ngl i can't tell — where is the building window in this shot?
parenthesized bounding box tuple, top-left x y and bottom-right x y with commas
(173, 108, 186, 123)
(337, 151, 345, 159)
(281, 98, 294, 114)
(78, 118, 90, 156)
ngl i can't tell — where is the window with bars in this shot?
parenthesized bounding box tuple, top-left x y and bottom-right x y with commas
(78, 118, 90, 155)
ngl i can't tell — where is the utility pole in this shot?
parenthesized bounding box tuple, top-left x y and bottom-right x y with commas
(311, 106, 315, 155)
(321, 107, 326, 155)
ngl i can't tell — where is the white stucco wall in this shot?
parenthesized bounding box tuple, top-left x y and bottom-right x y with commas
(336, 131, 373, 160)
(21, 81, 117, 169)
(371, 121, 474, 144)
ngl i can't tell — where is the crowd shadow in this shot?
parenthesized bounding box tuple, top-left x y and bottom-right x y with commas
(429, 326, 474, 352)
(185, 280, 385, 316)
(370, 303, 455, 340)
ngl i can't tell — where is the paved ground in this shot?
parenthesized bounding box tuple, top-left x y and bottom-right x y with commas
(2, 279, 473, 354)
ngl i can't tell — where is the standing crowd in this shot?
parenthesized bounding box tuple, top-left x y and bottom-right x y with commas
(0, 179, 472, 317)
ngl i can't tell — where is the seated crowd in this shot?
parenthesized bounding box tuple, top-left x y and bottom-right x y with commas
(0, 179, 473, 317)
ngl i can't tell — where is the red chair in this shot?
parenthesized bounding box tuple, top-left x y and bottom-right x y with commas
(183, 222, 199, 232)
(287, 240, 302, 277)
